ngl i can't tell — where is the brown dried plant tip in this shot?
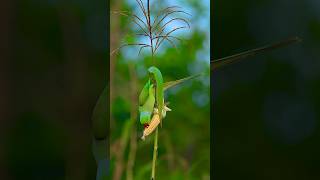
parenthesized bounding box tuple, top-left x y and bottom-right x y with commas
(111, 0, 191, 56)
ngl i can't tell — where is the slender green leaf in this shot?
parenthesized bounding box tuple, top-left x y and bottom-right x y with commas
(163, 74, 202, 91)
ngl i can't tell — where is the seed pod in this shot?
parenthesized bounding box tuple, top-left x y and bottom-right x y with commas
(141, 113, 160, 140)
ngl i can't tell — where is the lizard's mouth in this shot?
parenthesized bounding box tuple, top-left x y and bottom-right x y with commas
(143, 123, 149, 129)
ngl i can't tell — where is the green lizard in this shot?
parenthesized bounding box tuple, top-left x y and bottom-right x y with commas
(91, 36, 300, 179)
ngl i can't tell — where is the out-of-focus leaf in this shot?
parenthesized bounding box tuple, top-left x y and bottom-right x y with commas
(211, 37, 301, 70)
(92, 85, 108, 140)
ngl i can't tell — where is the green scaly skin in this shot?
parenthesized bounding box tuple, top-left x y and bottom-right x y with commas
(139, 84, 155, 124)
(138, 66, 165, 126)
(139, 80, 150, 106)
(148, 66, 164, 120)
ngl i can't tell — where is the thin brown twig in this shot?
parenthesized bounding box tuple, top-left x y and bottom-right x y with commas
(112, 11, 149, 36)
(112, 11, 149, 31)
(154, 17, 190, 48)
(136, 33, 149, 37)
(146, 0, 155, 62)
(156, 17, 190, 33)
(136, 0, 149, 25)
(154, 14, 190, 52)
(138, 45, 150, 55)
(152, 6, 182, 27)
(154, 26, 188, 53)
(158, 36, 179, 52)
(152, 10, 191, 31)
(152, 35, 183, 42)
(111, 43, 151, 55)
(153, 8, 185, 57)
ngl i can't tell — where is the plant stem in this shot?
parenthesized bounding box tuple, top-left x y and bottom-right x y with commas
(151, 127, 159, 180)
(148, 1, 157, 179)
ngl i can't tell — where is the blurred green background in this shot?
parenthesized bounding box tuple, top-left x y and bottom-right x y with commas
(110, 0, 210, 179)
(213, 0, 320, 179)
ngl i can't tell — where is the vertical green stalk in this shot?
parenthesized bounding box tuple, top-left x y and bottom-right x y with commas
(147, 0, 158, 179)
(151, 127, 158, 180)
(148, 66, 164, 180)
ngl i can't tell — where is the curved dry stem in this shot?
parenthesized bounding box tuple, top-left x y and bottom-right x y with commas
(146, 0, 155, 60)
(138, 45, 150, 55)
(154, 26, 188, 52)
(153, 10, 190, 51)
(154, 17, 190, 39)
(162, 36, 178, 52)
(112, 11, 149, 37)
(136, 0, 149, 24)
(153, 35, 182, 51)
(152, 10, 191, 32)
(152, 35, 183, 42)
(136, 33, 149, 37)
(152, 6, 182, 27)
(160, 17, 190, 31)
(113, 10, 149, 31)
(110, 43, 151, 56)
